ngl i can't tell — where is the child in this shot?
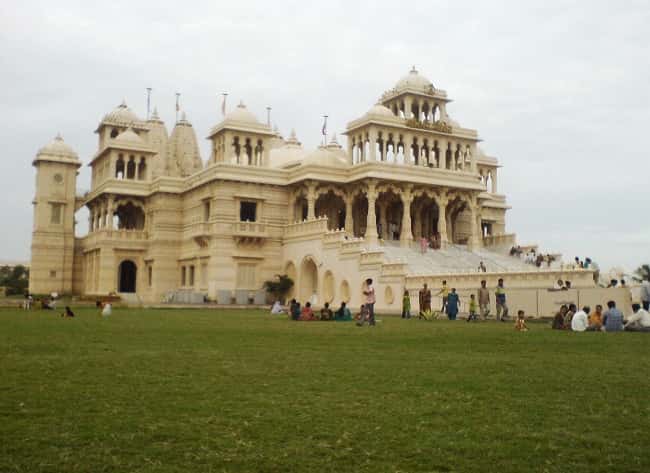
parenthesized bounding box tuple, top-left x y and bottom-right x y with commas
(514, 310, 528, 332)
(467, 294, 478, 322)
(356, 304, 369, 326)
(320, 302, 333, 321)
(61, 306, 75, 317)
(299, 302, 314, 321)
(401, 290, 411, 319)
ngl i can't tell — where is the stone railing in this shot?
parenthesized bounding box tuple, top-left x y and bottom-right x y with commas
(83, 229, 148, 248)
(483, 233, 516, 248)
(340, 237, 365, 254)
(381, 262, 408, 277)
(188, 222, 211, 238)
(359, 249, 385, 266)
(232, 221, 268, 238)
(323, 229, 347, 246)
(284, 217, 328, 238)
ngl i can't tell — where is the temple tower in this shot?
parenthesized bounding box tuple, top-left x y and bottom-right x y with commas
(29, 134, 81, 295)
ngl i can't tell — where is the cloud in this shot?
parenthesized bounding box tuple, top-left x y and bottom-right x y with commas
(1, 0, 648, 271)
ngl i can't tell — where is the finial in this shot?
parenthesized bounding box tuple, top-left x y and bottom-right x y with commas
(411, 65, 417, 73)
(329, 133, 338, 144)
(120, 98, 128, 108)
(55, 132, 63, 141)
(181, 111, 187, 122)
(290, 128, 296, 139)
(150, 106, 160, 120)
(238, 100, 245, 108)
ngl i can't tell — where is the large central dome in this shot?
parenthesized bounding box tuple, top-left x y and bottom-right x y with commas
(394, 67, 434, 91)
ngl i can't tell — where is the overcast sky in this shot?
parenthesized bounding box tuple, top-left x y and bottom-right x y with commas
(1, 0, 648, 271)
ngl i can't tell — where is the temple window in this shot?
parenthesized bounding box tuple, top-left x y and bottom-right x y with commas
(116, 155, 125, 179)
(50, 203, 63, 224)
(203, 200, 211, 221)
(126, 156, 136, 179)
(115, 202, 145, 230)
(110, 128, 119, 138)
(189, 265, 195, 286)
(137, 158, 146, 180)
(240, 201, 257, 222)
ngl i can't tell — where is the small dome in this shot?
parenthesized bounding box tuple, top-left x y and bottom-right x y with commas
(102, 100, 140, 125)
(37, 134, 78, 160)
(302, 146, 348, 168)
(395, 67, 434, 92)
(113, 127, 143, 145)
(223, 101, 262, 126)
(366, 104, 395, 118)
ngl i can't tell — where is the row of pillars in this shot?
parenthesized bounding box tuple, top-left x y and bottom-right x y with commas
(291, 182, 481, 250)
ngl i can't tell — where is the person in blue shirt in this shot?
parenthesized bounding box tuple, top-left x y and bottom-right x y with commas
(446, 288, 460, 320)
(603, 300, 624, 332)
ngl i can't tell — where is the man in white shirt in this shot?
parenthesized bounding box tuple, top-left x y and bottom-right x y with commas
(571, 306, 590, 332)
(624, 303, 650, 332)
(641, 277, 650, 311)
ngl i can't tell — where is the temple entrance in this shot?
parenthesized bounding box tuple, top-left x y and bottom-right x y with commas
(412, 194, 439, 244)
(300, 257, 318, 302)
(447, 197, 470, 244)
(315, 191, 346, 230)
(118, 260, 137, 293)
(377, 190, 403, 241)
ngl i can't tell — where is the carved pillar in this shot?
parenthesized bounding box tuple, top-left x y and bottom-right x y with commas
(492, 169, 498, 193)
(365, 181, 378, 245)
(468, 198, 480, 251)
(438, 139, 446, 169)
(378, 200, 388, 240)
(288, 192, 296, 223)
(400, 187, 413, 247)
(306, 183, 316, 220)
(437, 193, 449, 248)
(344, 194, 353, 234)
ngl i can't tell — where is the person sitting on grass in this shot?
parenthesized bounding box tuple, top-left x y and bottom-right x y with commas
(571, 306, 590, 332)
(289, 299, 301, 320)
(299, 302, 315, 321)
(61, 306, 75, 318)
(355, 304, 369, 326)
(552, 305, 568, 330)
(101, 302, 112, 317)
(514, 310, 528, 331)
(402, 290, 411, 319)
(334, 302, 352, 321)
(320, 302, 333, 321)
(587, 304, 603, 331)
(563, 303, 577, 329)
(624, 303, 650, 332)
(446, 288, 460, 320)
(603, 300, 624, 332)
(270, 300, 286, 315)
(466, 294, 478, 322)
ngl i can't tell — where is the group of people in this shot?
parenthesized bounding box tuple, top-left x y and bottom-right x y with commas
(553, 301, 650, 332)
(419, 234, 441, 253)
(407, 278, 510, 322)
(511, 246, 557, 268)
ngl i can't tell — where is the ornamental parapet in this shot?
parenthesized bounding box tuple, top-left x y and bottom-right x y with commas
(405, 119, 453, 134)
(81, 229, 149, 249)
(359, 249, 385, 266)
(482, 233, 516, 248)
(284, 217, 328, 239)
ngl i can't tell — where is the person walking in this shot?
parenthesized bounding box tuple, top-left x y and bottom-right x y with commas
(478, 280, 490, 319)
(419, 283, 432, 316)
(401, 290, 411, 319)
(437, 280, 449, 313)
(495, 278, 508, 321)
(446, 288, 460, 320)
(361, 278, 376, 326)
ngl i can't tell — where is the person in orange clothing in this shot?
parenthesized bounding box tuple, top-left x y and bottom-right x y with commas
(587, 304, 603, 331)
(299, 302, 315, 321)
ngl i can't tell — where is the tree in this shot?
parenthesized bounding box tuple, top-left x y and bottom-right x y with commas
(0, 264, 29, 296)
(634, 264, 650, 282)
(263, 274, 294, 303)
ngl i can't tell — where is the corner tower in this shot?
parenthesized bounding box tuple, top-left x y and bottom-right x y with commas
(29, 134, 81, 295)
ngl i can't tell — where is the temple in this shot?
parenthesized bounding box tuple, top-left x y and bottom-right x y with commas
(29, 68, 594, 310)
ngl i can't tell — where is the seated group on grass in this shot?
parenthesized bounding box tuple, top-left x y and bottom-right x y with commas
(276, 299, 353, 321)
(552, 301, 650, 332)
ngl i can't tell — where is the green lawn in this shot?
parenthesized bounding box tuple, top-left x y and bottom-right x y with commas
(1, 308, 648, 473)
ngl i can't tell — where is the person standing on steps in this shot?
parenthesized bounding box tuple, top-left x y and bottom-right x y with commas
(495, 278, 509, 321)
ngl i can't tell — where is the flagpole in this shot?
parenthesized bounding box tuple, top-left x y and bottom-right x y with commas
(146, 88, 152, 120)
(221, 93, 228, 117)
(322, 115, 328, 145)
(175, 92, 180, 124)
(266, 107, 271, 127)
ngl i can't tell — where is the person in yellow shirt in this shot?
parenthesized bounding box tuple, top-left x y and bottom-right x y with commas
(587, 304, 603, 331)
(467, 294, 478, 322)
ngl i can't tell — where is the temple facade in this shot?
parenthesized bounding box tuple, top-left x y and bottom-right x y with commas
(29, 68, 593, 310)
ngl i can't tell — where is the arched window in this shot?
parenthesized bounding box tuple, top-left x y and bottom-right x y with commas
(126, 156, 136, 179)
(244, 138, 253, 165)
(110, 128, 119, 138)
(137, 158, 146, 180)
(115, 154, 125, 179)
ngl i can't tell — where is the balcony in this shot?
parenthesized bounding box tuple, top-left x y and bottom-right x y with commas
(232, 221, 269, 244)
(82, 229, 149, 250)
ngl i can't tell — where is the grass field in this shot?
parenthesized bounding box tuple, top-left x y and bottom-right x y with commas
(1, 308, 648, 473)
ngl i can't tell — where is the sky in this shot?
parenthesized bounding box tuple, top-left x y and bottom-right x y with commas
(1, 0, 648, 271)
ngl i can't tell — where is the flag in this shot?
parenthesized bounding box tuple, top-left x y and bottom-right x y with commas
(221, 94, 227, 116)
(321, 116, 328, 136)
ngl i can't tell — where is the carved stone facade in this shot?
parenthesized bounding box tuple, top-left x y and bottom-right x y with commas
(30, 68, 579, 310)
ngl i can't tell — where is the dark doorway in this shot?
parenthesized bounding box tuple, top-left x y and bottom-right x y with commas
(118, 260, 137, 293)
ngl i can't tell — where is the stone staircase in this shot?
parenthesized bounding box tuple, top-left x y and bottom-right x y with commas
(380, 242, 560, 275)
